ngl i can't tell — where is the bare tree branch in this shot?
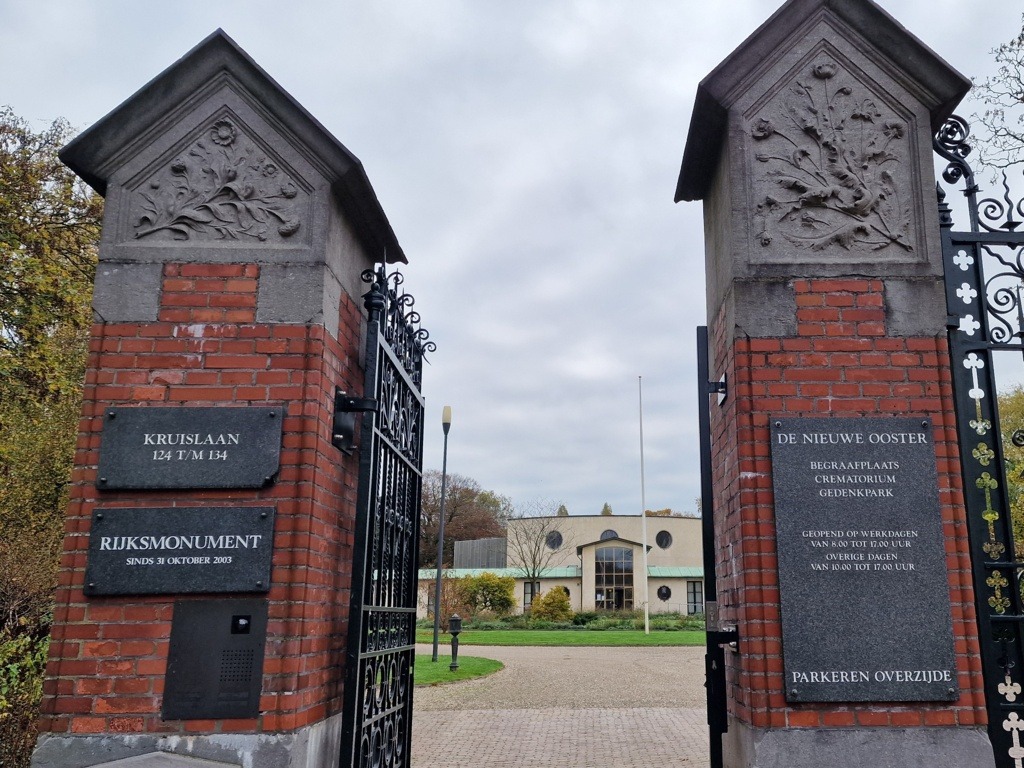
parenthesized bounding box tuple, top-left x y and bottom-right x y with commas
(970, 17, 1024, 174)
(505, 502, 574, 585)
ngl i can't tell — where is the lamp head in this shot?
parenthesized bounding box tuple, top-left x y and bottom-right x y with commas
(442, 405, 452, 435)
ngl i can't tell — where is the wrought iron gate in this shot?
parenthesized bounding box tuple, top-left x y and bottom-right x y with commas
(935, 116, 1024, 768)
(696, 326, 737, 768)
(339, 266, 433, 768)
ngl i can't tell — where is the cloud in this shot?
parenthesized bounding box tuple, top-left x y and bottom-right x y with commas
(0, 0, 1014, 518)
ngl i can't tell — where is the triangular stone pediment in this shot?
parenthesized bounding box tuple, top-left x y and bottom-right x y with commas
(61, 29, 405, 263)
(126, 107, 309, 246)
(676, 0, 970, 202)
(744, 44, 919, 260)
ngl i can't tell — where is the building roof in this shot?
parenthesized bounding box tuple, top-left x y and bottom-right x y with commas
(576, 536, 652, 554)
(418, 567, 582, 581)
(417, 566, 702, 581)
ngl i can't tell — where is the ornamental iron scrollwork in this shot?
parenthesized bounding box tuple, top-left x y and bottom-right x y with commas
(341, 264, 429, 768)
(362, 268, 436, 387)
(935, 114, 977, 196)
(937, 114, 1024, 768)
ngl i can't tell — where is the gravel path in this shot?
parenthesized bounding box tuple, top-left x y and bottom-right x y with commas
(412, 644, 710, 767)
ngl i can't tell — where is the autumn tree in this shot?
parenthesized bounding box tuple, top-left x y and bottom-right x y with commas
(0, 107, 101, 395)
(0, 108, 100, 632)
(433, 571, 471, 630)
(556, 504, 569, 517)
(998, 385, 1024, 552)
(0, 392, 85, 634)
(644, 507, 701, 518)
(600, 502, 613, 516)
(0, 107, 101, 767)
(418, 472, 511, 568)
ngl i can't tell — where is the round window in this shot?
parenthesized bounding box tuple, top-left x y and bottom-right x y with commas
(657, 586, 671, 601)
(599, 529, 618, 541)
(545, 530, 563, 550)
(656, 530, 673, 549)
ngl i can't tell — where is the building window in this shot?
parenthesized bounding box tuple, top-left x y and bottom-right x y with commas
(687, 581, 704, 614)
(599, 529, 618, 541)
(594, 546, 633, 610)
(546, 530, 563, 550)
(657, 585, 671, 601)
(656, 530, 673, 549)
(524, 581, 541, 608)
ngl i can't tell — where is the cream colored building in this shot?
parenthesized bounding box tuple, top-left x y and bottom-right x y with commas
(418, 515, 704, 616)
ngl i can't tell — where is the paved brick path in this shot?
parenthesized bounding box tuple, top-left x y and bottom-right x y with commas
(412, 645, 710, 767)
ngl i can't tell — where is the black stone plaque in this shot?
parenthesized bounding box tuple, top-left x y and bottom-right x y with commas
(770, 417, 957, 702)
(96, 406, 283, 489)
(163, 598, 268, 720)
(84, 506, 274, 595)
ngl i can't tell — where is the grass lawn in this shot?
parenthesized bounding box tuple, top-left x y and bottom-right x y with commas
(415, 654, 503, 686)
(415, 629, 705, 647)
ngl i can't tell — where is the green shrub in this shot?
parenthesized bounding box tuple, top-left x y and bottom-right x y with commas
(457, 572, 516, 618)
(466, 619, 512, 631)
(0, 632, 49, 768)
(522, 619, 573, 630)
(529, 588, 574, 623)
(649, 612, 690, 631)
(680, 612, 706, 630)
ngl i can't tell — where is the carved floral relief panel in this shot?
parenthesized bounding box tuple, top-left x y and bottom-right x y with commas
(748, 54, 917, 259)
(128, 116, 307, 244)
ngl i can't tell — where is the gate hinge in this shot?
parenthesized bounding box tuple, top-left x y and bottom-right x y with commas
(708, 626, 739, 652)
(708, 374, 727, 405)
(332, 388, 379, 455)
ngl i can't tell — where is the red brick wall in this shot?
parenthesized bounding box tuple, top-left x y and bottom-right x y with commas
(710, 278, 987, 730)
(38, 262, 364, 736)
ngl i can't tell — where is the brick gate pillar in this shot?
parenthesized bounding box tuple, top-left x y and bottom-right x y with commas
(676, 1, 993, 766)
(31, 31, 406, 768)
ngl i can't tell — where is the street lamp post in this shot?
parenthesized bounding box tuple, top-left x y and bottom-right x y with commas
(639, 376, 650, 635)
(431, 405, 453, 662)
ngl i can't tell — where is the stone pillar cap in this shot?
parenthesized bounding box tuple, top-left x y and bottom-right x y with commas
(674, 0, 970, 202)
(60, 29, 406, 264)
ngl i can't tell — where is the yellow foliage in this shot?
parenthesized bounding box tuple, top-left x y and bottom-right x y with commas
(530, 587, 573, 622)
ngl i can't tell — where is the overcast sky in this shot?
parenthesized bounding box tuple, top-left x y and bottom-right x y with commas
(1, 1, 1017, 517)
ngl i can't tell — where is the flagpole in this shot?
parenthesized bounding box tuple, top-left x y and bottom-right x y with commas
(639, 376, 650, 635)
